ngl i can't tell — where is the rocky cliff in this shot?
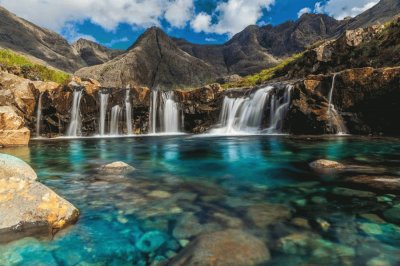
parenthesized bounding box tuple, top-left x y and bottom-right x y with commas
(71, 39, 124, 66)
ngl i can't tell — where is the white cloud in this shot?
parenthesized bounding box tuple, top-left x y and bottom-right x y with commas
(191, 12, 212, 32)
(297, 7, 311, 18)
(0, 0, 195, 32)
(190, 0, 275, 36)
(205, 37, 217, 42)
(104, 37, 130, 47)
(165, 0, 194, 28)
(61, 23, 97, 43)
(314, 0, 379, 20)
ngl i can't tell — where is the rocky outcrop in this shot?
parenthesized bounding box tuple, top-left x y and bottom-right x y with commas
(169, 229, 271, 266)
(71, 39, 124, 66)
(285, 67, 400, 135)
(0, 106, 30, 146)
(0, 154, 79, 243)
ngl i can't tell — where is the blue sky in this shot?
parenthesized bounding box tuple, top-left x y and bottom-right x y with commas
(0, 0, 379, 49)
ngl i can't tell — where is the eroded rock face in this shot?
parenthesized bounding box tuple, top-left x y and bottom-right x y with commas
(0, 155, 79, 243)
(169, 229, 271, 266)
(0, 106, 30, 146)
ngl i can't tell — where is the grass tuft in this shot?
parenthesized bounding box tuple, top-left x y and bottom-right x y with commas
(0, 49, 70, 84)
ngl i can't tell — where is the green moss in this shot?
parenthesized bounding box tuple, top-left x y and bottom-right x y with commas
(223, 52, 304, 89)
(0, 49, 70, 84)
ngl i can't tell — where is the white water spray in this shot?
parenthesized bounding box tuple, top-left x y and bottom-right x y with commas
(210, 85, 292, 135)
(66, 89, 83, 137)
(99, 92, 109, 136)
(36, 92, 43, 137)
(125, 89, 133, 135)
(149, 90, 182, 134)
(327, 74, 347, 135)
(110, 105, 122, 135)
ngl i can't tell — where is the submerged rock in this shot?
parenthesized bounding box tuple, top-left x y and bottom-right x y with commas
(345, 175, 400, 194)
(383, 205, 400, 224)
(169, 229, 270, 266)
(0, 155, 79, 243)
(136, 231, 167, 253)
(0, 107, 30, 147)
(309, 159, 344, 171)
(246, 203, 291, 228)
(100, 161, 136, 175)
(332, 187, 376, 198)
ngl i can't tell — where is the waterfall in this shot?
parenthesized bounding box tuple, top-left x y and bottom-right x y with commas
(327, 74, 347, 135)
(149, 90, 182, 134)
(125, 89, 133, 135)
(36, 92, 43, 137)
(99, 92, 109, 136)
(110, 105, 122, 135)
(66, 89, 83, 137)
(210, 85, 292, 135)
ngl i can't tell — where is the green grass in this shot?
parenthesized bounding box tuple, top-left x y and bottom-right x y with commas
(0, 49, 70, 84)
(223, 52, 304, 88)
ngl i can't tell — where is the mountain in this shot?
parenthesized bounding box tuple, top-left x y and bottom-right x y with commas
(0, 6, 123, 73)
(346, 0, 400, 29)
(71, 39, 124, 66)
(75, 27, 218, 89)
(0, 6, 86, 72)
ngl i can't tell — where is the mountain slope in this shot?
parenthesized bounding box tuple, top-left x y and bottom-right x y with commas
(0, 6, 86, 72)
(75, 27, 219, 89)
(72, 39, 124, 66)
(346, 0, 400, 29)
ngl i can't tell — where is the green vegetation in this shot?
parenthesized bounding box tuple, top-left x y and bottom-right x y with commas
(223, 52, 304, 89)
(0, 49, 70, 84)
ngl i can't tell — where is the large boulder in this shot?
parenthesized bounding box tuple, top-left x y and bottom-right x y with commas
(0, 107, 30, 146)
(0, 153, 37, 180)
(0, 155, 79, 242)
(169, 229, 270, 266)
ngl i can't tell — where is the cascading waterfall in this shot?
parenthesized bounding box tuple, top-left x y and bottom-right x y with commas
(66, 89, 83, 137)
(99, 92, 109, 136)
(125, 89, 133, 135)
(110, 105, 122, 135)
(36, 92, 43, 137)
(149, 90, 182, 134)
(210, 85, 292, 135)
(327, 74, 347, 135)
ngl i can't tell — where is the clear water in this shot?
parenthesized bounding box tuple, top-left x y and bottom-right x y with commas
(1, 136, 400, 265)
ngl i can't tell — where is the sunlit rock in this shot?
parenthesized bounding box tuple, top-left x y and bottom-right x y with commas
(100, 161, 136, 175)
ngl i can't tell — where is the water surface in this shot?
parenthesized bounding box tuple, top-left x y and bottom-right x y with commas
(1, 136, 400, 265)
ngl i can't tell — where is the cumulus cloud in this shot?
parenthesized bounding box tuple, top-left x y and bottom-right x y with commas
(205, 37, 217, 42)
(191, 0, 275, 36)
(104, 37, 130, 47)
(165, 0, 194, 28)
(61, 23, 97, 43)
(0, 0, 193, 32)
(297, 7, 312, 18)
(314, 0, 379, 20)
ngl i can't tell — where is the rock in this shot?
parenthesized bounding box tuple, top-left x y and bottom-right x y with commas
(0, 128, 30, 146)
(148, 190, 172, 199)
(383, 204, 400, 224)
(0, 153, 37, 180)
(366, 257, 392, 266)
(332, 187, 376, 198)
(291, 217, 311, 229)
(358, 223, 383, 235)
(359, 213, 386, 224)
(345, 175, 400, 193)
(212, 212, 243, 228)
(136, 231, 167, 253)
(276, 233, 313, 255)
(172, 212, 221, 239)
(309, 159, 344, 170)
(0, 106, 24, 130)
(0, 176, 79, 243)
(246, 203, 291, 228)
(316, 218, 330, 232)
(169, 229, 270, 266)
(0, 107, 30, 146)
(100, 161, 135, 175)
